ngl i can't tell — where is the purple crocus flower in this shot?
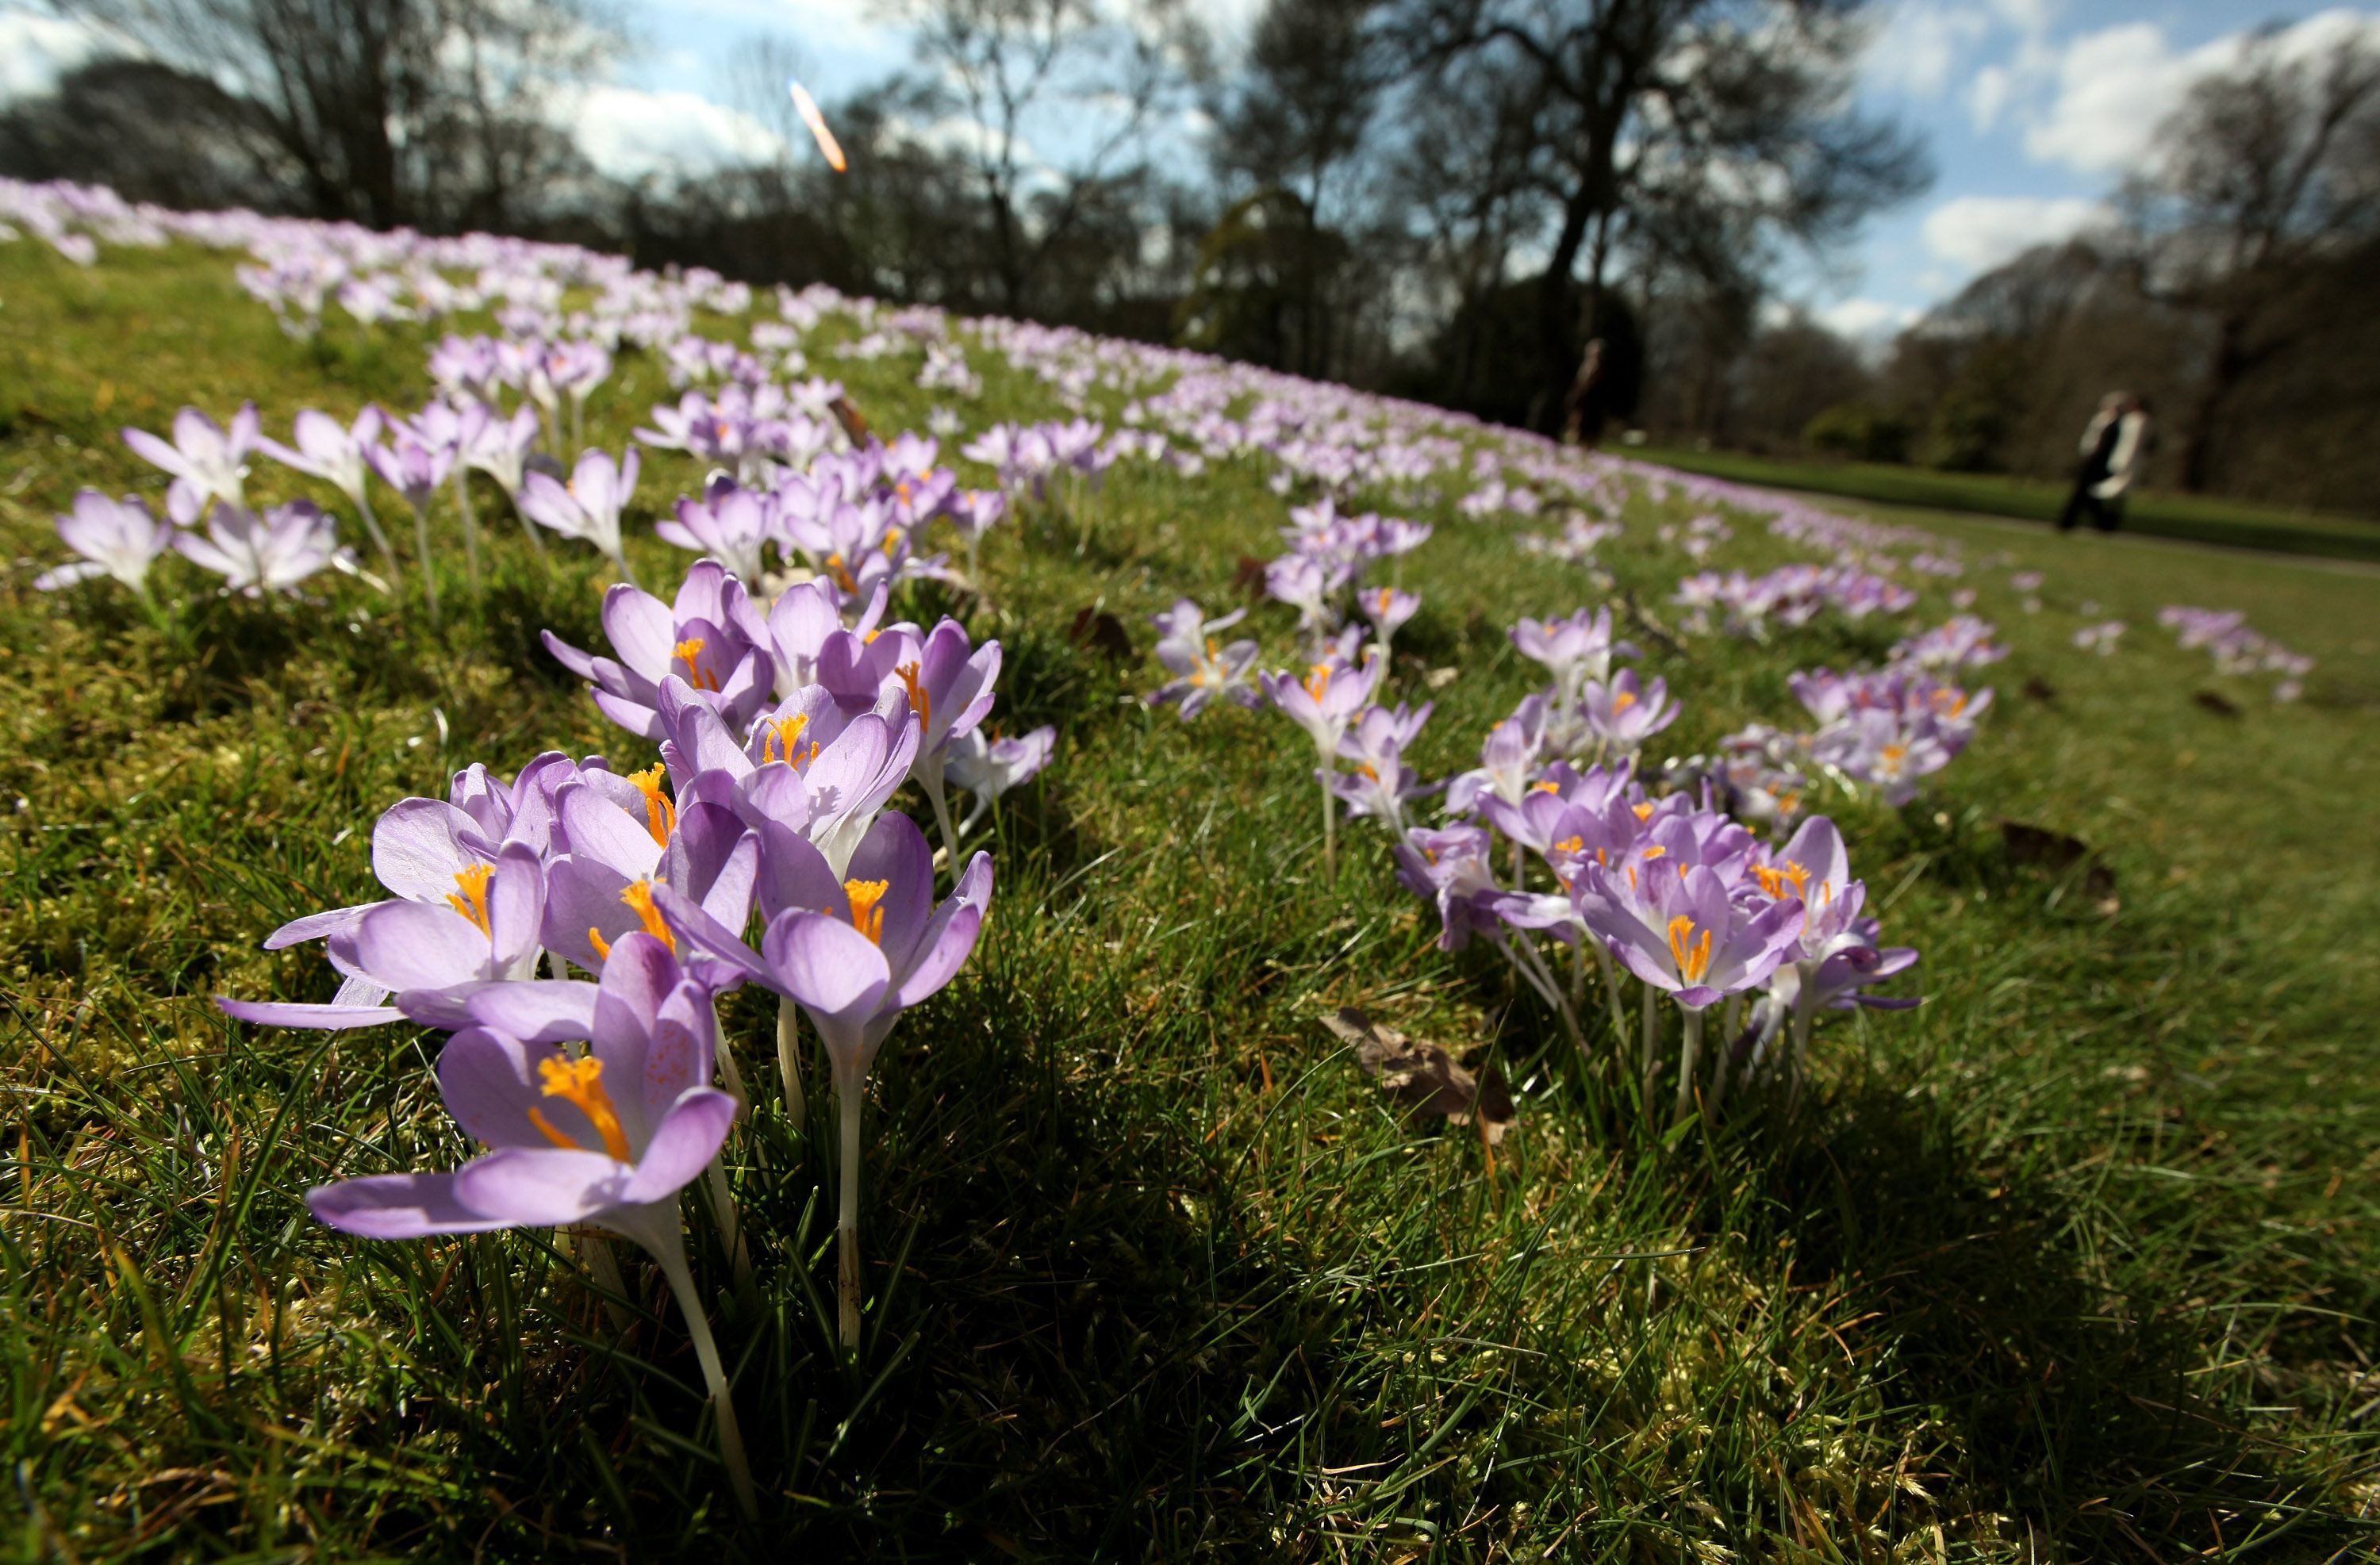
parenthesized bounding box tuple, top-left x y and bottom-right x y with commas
(1356, 586, 1420, 655)
(944, 725, 1056, 836)
(1261, 650, 1384, 872)
(1444, 696, 1549, 816)
(1332, 703, 1433, 834)
(124, 404, 259, 514)
(519, 447, 640, 585)
(1393, 823, 1515, 951)
(260, 407, 400, 582)
(175, 501, 344, 597)
(658, 677, 921, 878)
(1576, 670, 1679, 760)
(543, 559, 776, 740)
(539, 779, 759, 979)
(1148, 599, 1260, 718)
(308, 931, 755, 1518)
(666, 811, 991, 1348)
(884, 619, 1004, 859)
(1576, 859, 1802, 1011)
(1511, 607, 1636, 703)
(659, 480, 777, 584)
(35, 490, 175, 596)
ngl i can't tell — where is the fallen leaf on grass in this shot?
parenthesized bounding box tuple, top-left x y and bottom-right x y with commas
(828, 393, 872, 446)
(1998, 819, 2118, 911)
(1320, 1007, 1514, 1145)
(1067, 606, 1131, 662)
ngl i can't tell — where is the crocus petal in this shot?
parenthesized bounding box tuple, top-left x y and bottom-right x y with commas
(453, 1147, 629, 1226)
(309, 1172, 513, 1237)
(760, 909, 890, 1026)
(466, 980, 601, 1045)
(217, 997, 405, 1030)
(437, 1026, 566, 1149)
(620, 1089, 737, 1204)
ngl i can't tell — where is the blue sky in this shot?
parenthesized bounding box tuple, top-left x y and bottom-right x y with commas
(6, 0, 2375, 338)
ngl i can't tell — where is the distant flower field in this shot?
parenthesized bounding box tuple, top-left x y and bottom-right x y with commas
(3, 178, 2377, 1561)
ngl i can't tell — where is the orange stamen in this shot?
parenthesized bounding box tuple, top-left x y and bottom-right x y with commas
(532, 1056, 632, 1160)
(445, 863, 496, 935)
(843, 878, 889, 944)
(1665, 916, 1714, 984)
(672, 638, 719, 693)
(895, 661, 931, 727)
(760, 712, 811, 765)
(619, 880, 676, 953)
(628, 763, 676, 846)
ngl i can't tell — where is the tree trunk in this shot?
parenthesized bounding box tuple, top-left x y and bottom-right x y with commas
(1532, 190, 1596, 435)
(2178, 310, 2249, 493)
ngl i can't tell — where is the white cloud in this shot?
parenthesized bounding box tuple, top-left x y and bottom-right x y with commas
(1817, 297, 1921, 341)
(1967, 63, 2013, 132)
(0, 10, 130, 100)
(2025, 9, 2380, 175)
(565, 85, 785, 179)
(1921, 194, 2109, 272)
(1863, 2, 1992, 97)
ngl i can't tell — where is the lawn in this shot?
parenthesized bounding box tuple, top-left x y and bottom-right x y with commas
(5, 233, 2378, 1561)
(1632, 445, 2380, 566)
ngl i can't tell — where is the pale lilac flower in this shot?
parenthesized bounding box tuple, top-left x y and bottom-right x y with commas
(1149, 599, 1260, 718)
(124, 405, 259, 513)
(943, 725, 1057, 834)
(520, 447, 641, 584)
(175, 501, 344, 597)
(35, 490, 175, 595)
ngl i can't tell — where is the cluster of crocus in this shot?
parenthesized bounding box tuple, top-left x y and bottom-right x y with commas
(1891, 613, 2008, 673)
(215, 541, 1048, 1513)
(1264, 497, 1431, 654)
(37, 408, 363, 606)
(1673, 564, 1918, 638)
(1355, 608, 1920, 1119)
(1515, 512, 1624, 573)
(2158, 605, 2313, 701)
(1783, 666, 1991, 807)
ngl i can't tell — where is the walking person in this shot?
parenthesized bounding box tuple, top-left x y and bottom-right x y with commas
(2056, 392, 2152, 533)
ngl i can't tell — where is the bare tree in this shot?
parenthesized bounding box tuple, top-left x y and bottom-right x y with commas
(877, 0, 1209, 313)
(2117, 29, 2380, 491)
(1382, 0, 1930, 432)
(62, 0, 616, 230)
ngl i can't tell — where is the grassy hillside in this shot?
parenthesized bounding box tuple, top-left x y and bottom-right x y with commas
(5, 237, 2379, 1561)
(1633, 445, 2380, 565)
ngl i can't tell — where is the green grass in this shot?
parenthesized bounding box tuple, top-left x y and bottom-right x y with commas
(1633, 446, 2380, 565)
(6, 239, 2380, 1561)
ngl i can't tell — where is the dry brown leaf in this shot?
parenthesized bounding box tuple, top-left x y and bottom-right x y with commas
(1998, 819, 2118, 912)
(1320, 1007, 1514, 1145)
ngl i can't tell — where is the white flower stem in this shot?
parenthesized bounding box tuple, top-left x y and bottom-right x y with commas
(1639, 982, 1659, 1110)
(837, 1074, 864, 1352)
(354, 488, 402, 587)
(775, 997, 805, 1127)
(508, 489, 550, 560)
(919, 765, 961, 877)
(409, 500, 440, 627)
(1787, 963, 1817, 1118)
(451, 470, 482, 596)
(651, 1220, 759, 1521)
(703, 1156, 750, 1287)
(1676, 1007, 1703, 1121)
